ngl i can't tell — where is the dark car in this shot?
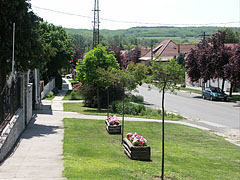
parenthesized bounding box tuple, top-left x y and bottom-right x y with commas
(202, 87, 228, 101)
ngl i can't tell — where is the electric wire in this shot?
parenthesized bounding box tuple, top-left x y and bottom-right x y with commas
(33, 6, 240, 27)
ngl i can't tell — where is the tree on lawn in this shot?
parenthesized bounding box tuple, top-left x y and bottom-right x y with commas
(39, 22, 74, 89)
(76, 45, 119, 110)
(148, 58, 185, 180)
(0, 0, 46, 121)
(186, 31, 232, 91)
(224, 45, 240, 96)
(117, 62, 148, 143)
(96, 67, 120, 115)
(209, 31, 232, 90)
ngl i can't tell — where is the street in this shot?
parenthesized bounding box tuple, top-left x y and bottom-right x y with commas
(135, 84, 240, 131)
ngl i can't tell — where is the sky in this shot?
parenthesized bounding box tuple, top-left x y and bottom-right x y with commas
(30, 0, 240, 30)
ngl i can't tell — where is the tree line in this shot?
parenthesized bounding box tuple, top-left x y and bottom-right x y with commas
(186, 30, 240, 96)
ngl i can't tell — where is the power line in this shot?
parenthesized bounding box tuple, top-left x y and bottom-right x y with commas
(33, 6, 240, 27)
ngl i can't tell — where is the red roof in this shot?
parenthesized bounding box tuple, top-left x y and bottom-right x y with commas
(139, 40, 195, 61)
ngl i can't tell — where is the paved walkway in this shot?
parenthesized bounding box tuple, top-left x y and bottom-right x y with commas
(0, 78, 239, 179)
(0, 78, 72, 180)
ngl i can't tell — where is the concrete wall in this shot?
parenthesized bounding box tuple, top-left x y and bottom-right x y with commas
(41, 78, 55, 99)
(0, 109, 25, 162)
(0, 72, 34, 163)
(26, 83, 33, 124)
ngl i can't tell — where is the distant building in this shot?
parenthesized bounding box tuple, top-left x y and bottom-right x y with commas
(139, 40, 195, 64)
(139, 40, 240, 92)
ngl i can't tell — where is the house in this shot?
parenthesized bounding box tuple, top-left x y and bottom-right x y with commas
(139, 40, 195, 64)
(138, 40, 239, 92)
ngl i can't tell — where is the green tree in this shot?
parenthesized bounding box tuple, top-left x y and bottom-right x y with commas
(148, 58, 185, 180)
(76, 45, 119, 109)
(224, 28, 239, 43)
(0, 0, 45, 121)
(117, 62, 148, 142)
(39, 22, 74, 89)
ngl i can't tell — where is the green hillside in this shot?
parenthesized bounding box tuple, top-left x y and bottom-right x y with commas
(65, 26, 240, 52)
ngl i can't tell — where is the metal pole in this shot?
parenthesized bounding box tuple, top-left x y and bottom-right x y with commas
(12, 23, 15, 74)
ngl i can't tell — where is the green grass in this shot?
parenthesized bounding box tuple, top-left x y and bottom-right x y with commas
(63, 90, 83, 101)
(179, 87, 202, 94)
(63, 119, 240, 180)
(63, 102, 183, 120)
(69, 80, 79, 84)
(228, 95, 240, 102)
(43, 95, 55, 100)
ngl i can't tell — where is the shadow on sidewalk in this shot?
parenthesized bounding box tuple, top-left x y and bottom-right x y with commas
(33, 104, 53, 115)
(21, 117, 61, 139)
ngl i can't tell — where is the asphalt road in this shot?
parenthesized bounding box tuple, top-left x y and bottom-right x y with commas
(135, 84, 240, 130)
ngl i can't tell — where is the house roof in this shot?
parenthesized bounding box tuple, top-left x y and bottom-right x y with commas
(139, 40, 196, 61)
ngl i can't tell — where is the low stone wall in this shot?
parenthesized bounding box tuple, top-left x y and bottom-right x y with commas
(41, 78, 55, 99)
(0, 108, 25, 163)
(26, 83, 33, 124)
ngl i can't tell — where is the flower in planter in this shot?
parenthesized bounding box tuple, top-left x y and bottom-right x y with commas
(107, 115, 120, 125)
(126, 132, 147, 146)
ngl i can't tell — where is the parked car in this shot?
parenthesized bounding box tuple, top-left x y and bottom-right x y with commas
(202, 87, 228, 101)
(65, 74, 72, 79)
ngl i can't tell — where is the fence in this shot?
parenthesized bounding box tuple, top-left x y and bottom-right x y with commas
(41, 78, 55, 99)
(0, 75, 21, 134)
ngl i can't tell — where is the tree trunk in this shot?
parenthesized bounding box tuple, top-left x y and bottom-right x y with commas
(97, 86, 101, 110)
(161, 82, 166, 180)
(0, 70, 6, 124)
(221, 78, 225, 92)
(107, 88, 109, 117)
(229, 82, 234, 97)
(121, 98, 125, 144)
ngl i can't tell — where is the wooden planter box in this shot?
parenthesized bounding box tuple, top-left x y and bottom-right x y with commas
(123, 137, 151, 161)
(105, 120, 121, 134)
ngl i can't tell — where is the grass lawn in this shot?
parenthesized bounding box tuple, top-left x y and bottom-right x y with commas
(179, 88, 240, 102)
(228, 95, 240, 102)
(43, 96, 55, 100)
(63, 119, 240, 180)
(63, 90, 83, 101)
(63, 102, 183, 120)
(179, 87, 202, 94)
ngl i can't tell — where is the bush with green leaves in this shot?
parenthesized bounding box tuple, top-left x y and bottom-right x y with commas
(111, 101, 146, 115)
(129, 94, 144, 103)
(70, 90, 83, 100)
(81, 84, 124, 108)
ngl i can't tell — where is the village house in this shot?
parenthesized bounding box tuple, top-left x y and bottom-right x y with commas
(138, 40, 240, 92)
(139, 40, 195, 64)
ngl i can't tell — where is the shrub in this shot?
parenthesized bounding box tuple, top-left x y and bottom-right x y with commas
(112, 101, 145, 115)
(45, 91, 54, 98)
(129, 94, 144, 103)
(52, 87, 59, 95)
(70, 90, 83, 100)
(81, 84, 124, 108)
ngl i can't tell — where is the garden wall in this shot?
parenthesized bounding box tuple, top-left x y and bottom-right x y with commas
(41, 78, 55, 99)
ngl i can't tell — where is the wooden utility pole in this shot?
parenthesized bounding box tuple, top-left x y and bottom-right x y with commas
(151, 40, 153, 60)
(199, 32, 210, 42)
(93, 0, 100, 48)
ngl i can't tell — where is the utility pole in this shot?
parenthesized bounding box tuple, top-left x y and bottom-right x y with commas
(151, 40, 153, 60)
(93, 0, 100, 48)
(199, 32, 210, 42)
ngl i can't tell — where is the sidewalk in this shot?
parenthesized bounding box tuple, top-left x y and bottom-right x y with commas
(0, 79, 72, 180)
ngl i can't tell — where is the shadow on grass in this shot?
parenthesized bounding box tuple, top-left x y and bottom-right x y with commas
(83, 109, 109, 114)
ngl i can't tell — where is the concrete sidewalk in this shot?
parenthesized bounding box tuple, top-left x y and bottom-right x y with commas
(0, 79, 71, 180)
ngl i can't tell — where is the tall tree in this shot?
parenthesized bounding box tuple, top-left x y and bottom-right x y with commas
(76, 45, 119, 110)
(148, 58, 185, 180)
(186, 31, 232, 91)
(39, 22, 74, 89)
(209, 31, 232, 90)
(224, 45, 240, 96)
(0, 0, 45, 121)
(224, 28, 240, 43)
